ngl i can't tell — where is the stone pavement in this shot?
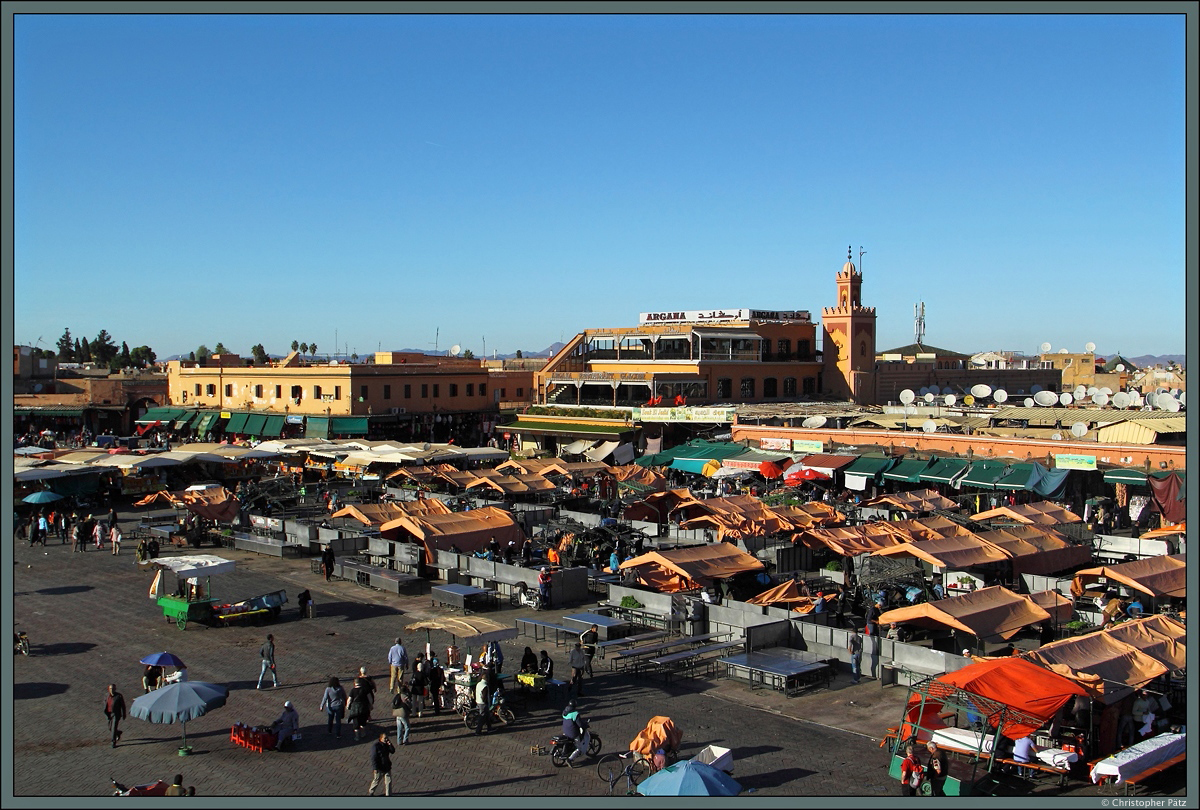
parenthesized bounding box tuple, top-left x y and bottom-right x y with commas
(8, 522, 1182, 798)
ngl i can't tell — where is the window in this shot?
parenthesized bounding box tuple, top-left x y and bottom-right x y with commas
(860, 342, 867, 357)
(480, 383, 486, 397)
(432, 384, 440, 398)
(501, 388, 507, 398)
(403, 384, 411, 399)
(798, 339, 810, 359)
(224, 384, 233, 397)
(384, 384, 391, 400)
(334, 386, 341, 400)
(254, 384, 263, 399)
(313, 385, 322, 400)
(517, 388, 524, 397)
(466, 383, 474, 396)
(194, 384, 202, 396)
(776, 339, 791, 359)
(360, 385, 369, 400)
(275, 385, 282, 399)
(717, 378, 732, 398)
(740, 377, 755, 398)
(181, 391, 188, 402)
(205, 384, 215, 396)
(784, 377, 797, 396)
(421, 384, 428, 398)
(449, 384, 458, 397)
(803, 377, 816, 395)
(290, 385, 302, 401)
(763, 378, 778, 398)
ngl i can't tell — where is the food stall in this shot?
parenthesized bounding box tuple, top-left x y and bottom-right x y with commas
(145, 554, 287, 630)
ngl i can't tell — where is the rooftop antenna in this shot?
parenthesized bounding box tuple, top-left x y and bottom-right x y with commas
(914, 302, 925, 345)
(482, 336, 486, 358)
(858, 246, 866, 275)
(428, 327, 439, 354)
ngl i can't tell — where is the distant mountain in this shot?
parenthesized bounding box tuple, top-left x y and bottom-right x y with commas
(1126, 355, 1185, 369)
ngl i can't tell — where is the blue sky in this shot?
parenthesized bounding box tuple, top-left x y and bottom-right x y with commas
(14, 12, 1187, 361)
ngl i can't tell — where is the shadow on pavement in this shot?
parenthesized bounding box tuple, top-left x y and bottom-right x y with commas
(36, 585, 96, 596)
(14, 682, 70, 700)
(33, 641, 97, 657)
(299, 601, 405, 623)
(737, 766, 816, 789)
(405, 774, 557, 795)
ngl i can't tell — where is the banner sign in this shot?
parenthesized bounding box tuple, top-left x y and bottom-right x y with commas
(286, 414, 304, 424)
(759, 437, 792, 451)
(634, 406, 736, 423)
(792, 439, 825, 454)
(1055, 454, 1097, 470)
(638, 308, 811, 324)
(250, 515, 284, 532)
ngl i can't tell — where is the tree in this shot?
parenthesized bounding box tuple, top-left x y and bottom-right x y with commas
(214, 342, 228, 355)
(189, 351, 196, 362)
(310, 342, 318, 359)
(130, 346, 157, 368)
(462, 349, 475, 359)
(90, 330, 118, 365)
(196, 345, 211, 361)
(73, 337, 83, 361)
(515, 350, 523, 359)
(299, 342, 309, 357)
(250, 343, 269, 365)
(118, 341, 132, 368)
(291, 340, 299, 353)
(56, 328, 75, 362)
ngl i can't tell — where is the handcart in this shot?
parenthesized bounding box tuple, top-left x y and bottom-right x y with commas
(145, 555, 286, 630)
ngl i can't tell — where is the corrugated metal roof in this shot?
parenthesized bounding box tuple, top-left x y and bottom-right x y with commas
(988, 406, 1178, 426)
(1095, 419, 1187, 445)
(1114, 417, 1188, 433)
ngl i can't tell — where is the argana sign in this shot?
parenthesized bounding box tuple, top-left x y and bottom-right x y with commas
(638, 309, 810, 324)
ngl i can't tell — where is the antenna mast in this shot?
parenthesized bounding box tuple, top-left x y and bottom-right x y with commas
(914, 302, 925, 346)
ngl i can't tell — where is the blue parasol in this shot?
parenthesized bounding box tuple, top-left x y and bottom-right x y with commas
(637, 760, 743, 796)
(128, 680, 228, 755)
(22, 490, 64, 504)
(140, 651, 187, 668)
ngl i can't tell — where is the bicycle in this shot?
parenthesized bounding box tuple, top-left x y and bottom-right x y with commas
(463, 694, 515, 730)
(595, 751, 649, 795)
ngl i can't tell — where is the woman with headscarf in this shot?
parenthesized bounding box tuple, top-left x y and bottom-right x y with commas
(520, 646, 538, 674)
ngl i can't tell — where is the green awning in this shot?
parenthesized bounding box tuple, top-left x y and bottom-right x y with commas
(196, 413, 218, 434)
(15, 406, 88, 416)
(305, 416, 330, 439)
(243, 413, 268, 435)
(136, 407, 185, 424)
(671, 457, 718, 474)
(993, 462, 1043, 491)
(959, 460, 1012, 489)
(1103, 467, 1149, 486)
(331, 416, 369, 436)
(842, 455, 897, 477)
(224, 413, 249, 434)
(919, 457, 971, 485)
(883, 457, 936, 482)
(499, 419, 636, 438)
(261, 415, 285, 437)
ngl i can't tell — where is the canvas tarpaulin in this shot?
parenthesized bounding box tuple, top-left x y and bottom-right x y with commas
(676, 495, 796, 542)
(972, 526, 1093, 576)
(619, 542, 764, 593)
(767, 502, 845, 530)
(1148, 471, 1185, 524)
(797, 524, 907, 556)
(1070, 554, 1186, 598)
(862, 488, 959, 513)
(1028, 589, 1074, 625)
(970, 502, 1083, 525)
(622, 489, 698, 523)
(1023, 626, 1177, 702)
(1140, 521, 1185, 540)
(380, 506, 526, 563)
(870, 532, 1011, 570)
(133, 487, 242, 524)
(877, 586, 1051, 641)
(1103, 615, 1187, 672)
(331, 499, 452, 526)
(610, 464, 668, 493)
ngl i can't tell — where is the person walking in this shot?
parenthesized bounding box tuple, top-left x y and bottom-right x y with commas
(473, 669, 495, 736)
(387, 637, 408, 694)
(320, 677, 347, 738)
(110, 522, 122, 556)
(391, 686, 411, 745)
(427, 656, 445, 714)
(322, 545, 336, 581)
(346, 676, 371, 740)
(357, 666, 376, 720)
(257, 633, 280, 689)
(900, 742, 924, 796)
(409, 653, 427, 717)
(104, 683, 126, 748)
(93, 518, 106, 551)
(579, 624, 599, 678)
(367, 732, 395, 796)
(568, 642, 588, 698)
(70, 519, 83, 553)
(847, 627, 863, 685)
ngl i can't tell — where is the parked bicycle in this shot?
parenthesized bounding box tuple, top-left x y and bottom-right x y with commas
(463, 692, 515, 730)
(595, 751, 649, 795)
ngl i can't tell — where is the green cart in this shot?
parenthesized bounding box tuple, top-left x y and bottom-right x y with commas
(146, 554, 236, 631)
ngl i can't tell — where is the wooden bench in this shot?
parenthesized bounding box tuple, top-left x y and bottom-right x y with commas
(1101, 752, 1187, 795)
(515, 618, 577, 647)
(640, 640, 746, 683)
(609, 633, 726, 672)
(995, 757, 1071, 787)
(596, 631, 667, 659)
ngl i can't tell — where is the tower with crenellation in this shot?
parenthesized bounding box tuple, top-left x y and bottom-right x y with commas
(821, 246, 877, 402)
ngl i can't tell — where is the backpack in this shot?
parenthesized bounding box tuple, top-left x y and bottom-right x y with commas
(907, 758, 924, 788)
(392, 692, 406, 710)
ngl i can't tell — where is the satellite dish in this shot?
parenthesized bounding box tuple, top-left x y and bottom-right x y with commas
(924, 392, 935, 403)
(963, 395, 975, 406)
(1179, 391, 1186, 407)
(899, 389, 915, 405)
(1039, 342, 1052, 353)
(1032, 384, 1043, 393)
(1093, 392, 1109, 406)
(1059, 392, 1073, 406)
(993, 389, 1008, 403)
(450, 344, 462, 357)
(1085, 341, 1096, 353)
(1024, 397, 1035, 408)
(1171, 388, 1181, 397)
(1100, 387, 1112, 396)
(944, 394, 956, 406)
(941, 387, 954, 395)
(33, 383, 42, 393)
(802, 415, 827, 429)
(1116, 364, 1125, 372)
(1074, 385, 1087, 398)
(971, 384, 992, 399)
(1145, 393, 1158, 408)
(1156, 387, 1169, 395)
(1087, 386, 1099, 397)
(1057, 348, 1068, 354)
(922, 420, 937, 433)
(329, 359, 339, 365)
(422, 442, 432, 451)
(1052, 433, 1064, 441)
(1112, 392, 1130, 408)
(1130, 392, 1143, 407)
(1034, 390, 1058, 406)
(1071, 422, 1088, 438)
(1164, 396, 1180, 413)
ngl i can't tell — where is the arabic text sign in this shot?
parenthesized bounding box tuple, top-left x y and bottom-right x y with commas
(634, 406, 736, 423)
(1054, 454, 1097, 470)
(792, 439, 825, 454)
(759, 437, 792, 451)
(638, 308, 810, 324)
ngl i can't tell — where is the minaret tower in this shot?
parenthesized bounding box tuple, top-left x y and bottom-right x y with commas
(821, 245, 877, 402)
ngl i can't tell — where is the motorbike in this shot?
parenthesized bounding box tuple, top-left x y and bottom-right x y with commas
(110, 777, 169, 796)
(510, 581, 544, 611)
(550, 722, 603, 768)
(14, 630, 30, 656)
(464, 692, 516, 730)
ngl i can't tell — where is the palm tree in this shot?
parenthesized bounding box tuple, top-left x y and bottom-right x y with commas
(299, 342, 309, 358)
(291, 340, 299, 353)
(310, 342, 318, 360)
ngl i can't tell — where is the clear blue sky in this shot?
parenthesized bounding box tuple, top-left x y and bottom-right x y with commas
(14, 12, 1187, 361)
